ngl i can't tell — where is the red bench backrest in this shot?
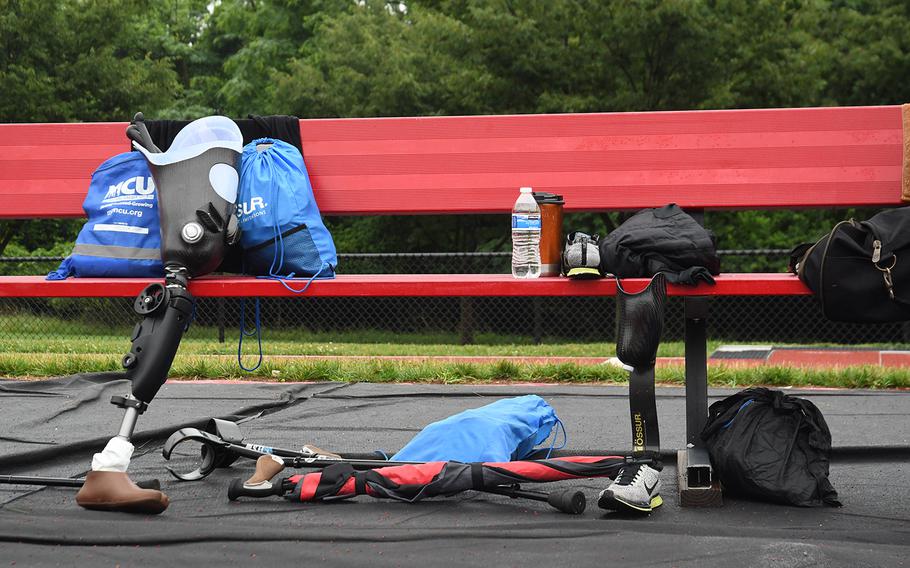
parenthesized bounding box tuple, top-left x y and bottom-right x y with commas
(0, 106, 903, 219)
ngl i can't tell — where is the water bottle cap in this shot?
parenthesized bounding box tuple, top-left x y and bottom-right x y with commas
(519, 187, 533, 193)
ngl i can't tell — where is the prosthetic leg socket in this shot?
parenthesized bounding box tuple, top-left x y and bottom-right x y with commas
(615, 273, 667, 368)
(131, 114, 242, 277)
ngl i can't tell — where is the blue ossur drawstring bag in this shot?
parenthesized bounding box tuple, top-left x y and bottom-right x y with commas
(237, 138, 337, 281)
(235, 138, 337, 372)
(47, 152, 162, 279)
(392, 395, 565, 463)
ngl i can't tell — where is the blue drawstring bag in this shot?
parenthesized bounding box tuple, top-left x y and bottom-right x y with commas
(392, 395, 566, 463)
(47, 152, 162, 279)
(237, 138, 337, 282)
(235, 138, 338, 373)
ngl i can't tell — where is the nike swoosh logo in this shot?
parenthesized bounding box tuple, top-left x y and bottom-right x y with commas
(644, 480, 659, 494)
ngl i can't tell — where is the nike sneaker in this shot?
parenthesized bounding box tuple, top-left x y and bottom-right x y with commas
(562, 231, 602, 279)
(597, 463, 663, 513)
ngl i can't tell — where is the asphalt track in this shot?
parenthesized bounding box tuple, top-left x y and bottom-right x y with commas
(1, 373, 908, 567)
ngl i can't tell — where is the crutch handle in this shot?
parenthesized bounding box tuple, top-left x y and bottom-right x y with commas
(227, 478, 288, 500)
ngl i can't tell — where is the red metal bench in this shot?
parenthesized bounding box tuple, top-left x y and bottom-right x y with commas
(0, 106, 901, 297)
(0, 105, 904, 500)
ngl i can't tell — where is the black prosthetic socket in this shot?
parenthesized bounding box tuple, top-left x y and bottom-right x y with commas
(149, 147, 239, 277)
(128, 112, 241, 279)
(122, 272, 194, 405)
(616, 273, 667, 368)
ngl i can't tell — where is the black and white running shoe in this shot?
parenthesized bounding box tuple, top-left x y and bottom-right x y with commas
(597, 463, 663, 513)
(562, 231, 602, 279)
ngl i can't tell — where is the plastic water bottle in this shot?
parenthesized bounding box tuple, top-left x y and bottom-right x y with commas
(511, 186, 541, 278)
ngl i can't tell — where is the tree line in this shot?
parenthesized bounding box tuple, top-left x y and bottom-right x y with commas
(2, 0, 909, 269)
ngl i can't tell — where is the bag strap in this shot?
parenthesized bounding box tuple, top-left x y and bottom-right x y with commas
(864, 222, 910, 308)
(817, 220, 854, 314)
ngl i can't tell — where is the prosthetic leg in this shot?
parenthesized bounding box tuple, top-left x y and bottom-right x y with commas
(596, 275, 667, 514)
(76, 114, 242, 514)
(615, 273, 666, 465)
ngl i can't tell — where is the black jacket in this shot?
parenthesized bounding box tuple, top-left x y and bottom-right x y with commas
(599, 203, 720, 285)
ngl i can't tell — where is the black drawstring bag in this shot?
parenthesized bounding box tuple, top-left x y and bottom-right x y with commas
(701, 388, 841, 507)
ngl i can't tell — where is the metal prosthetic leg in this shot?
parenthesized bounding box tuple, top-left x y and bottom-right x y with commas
(76, 114, 241, 514)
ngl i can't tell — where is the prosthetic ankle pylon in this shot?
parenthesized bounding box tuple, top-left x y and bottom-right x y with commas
(76, 114, 242, 514)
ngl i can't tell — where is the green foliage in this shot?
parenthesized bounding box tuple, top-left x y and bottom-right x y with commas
(4, 0, 910, 258)
(703, 0, 831, 108)
(818, 0, 910, 105)
(0, 0, 187, 122)
(267, 3, 495, 117)
(0, 219, 81, 262)
(707, 207, 882, 271)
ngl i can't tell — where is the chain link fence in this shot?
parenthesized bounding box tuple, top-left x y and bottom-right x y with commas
(1, 251, 908, 349)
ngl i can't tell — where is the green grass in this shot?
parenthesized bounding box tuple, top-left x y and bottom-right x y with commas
(1, 314, 908, 388)
(0, 320, 714, 357)
(0, 352, 907, 389)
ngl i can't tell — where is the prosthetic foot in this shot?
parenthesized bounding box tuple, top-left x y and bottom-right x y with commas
(76, 114, 242, 514)
(76, 471, 170, 514)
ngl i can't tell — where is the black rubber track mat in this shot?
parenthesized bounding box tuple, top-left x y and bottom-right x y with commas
(1, 375, 908, 567)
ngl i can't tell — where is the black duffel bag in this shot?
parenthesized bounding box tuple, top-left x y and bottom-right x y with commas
(789, 206, 910, 323)
(701, 387, 841, 507)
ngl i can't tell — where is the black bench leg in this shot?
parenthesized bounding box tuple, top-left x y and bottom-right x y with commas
(684, 296, 710, 447)
(679, 296, 722, 506)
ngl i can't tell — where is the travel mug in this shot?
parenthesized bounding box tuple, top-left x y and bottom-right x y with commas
(533, 192, 565, 277)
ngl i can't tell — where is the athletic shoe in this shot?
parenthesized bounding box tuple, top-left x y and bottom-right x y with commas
(562, 231, 602, 279)
(597, 463, 663, 513)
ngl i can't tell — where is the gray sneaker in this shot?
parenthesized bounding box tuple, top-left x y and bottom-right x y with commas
(562, 232, 602, 279)
(597, 463, 663, 513)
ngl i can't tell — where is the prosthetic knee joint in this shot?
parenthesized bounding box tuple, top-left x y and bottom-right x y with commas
(76, 114, 241, 514)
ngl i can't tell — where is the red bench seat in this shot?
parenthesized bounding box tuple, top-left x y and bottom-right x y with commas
(0, 273, 812, 298)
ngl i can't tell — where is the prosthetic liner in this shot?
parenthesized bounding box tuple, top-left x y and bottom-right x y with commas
(76, 114, 242, 514)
